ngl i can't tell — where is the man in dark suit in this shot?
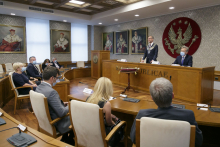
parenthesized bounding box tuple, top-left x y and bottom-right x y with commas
(36, 66, 74, 145)
(51, 57, 63, 69)
(173, 46, 193, 67)
(26, 56, 42, 79)
(141, 36, 158, 63)
(130, 77, 203, 147)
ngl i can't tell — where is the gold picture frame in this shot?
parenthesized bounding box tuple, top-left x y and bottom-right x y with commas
(114, 30, 129, 55)
(130, 27, 148, 54)
(51, 29, 71, 54)
(102, 32, 114, 54)
(0, 24, 26, 54)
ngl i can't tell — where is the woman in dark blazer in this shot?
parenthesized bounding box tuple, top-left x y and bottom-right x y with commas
(42, 59, 52, 70)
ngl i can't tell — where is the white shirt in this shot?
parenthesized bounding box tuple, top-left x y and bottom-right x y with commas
(42, 81, 52, 87)
(54, 62, 59, 69)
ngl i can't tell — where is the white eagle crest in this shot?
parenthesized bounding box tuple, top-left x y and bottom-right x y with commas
(168, 23, 192, 54)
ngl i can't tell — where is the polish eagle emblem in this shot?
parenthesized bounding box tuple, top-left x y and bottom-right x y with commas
(164, 23, 199, 54)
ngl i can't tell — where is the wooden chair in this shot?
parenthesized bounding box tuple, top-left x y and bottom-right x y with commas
(134, 117, 196, 147)
(29, 90, 69, 138)
(76, 61, 85, 68)
(9, 72, 33, 114)
(0, 64, 3, 73)
(5, 63, 13, 72)
(69, 100, 127, 147)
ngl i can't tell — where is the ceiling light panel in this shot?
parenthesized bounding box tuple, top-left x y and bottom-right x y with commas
(69, 0, 85, 5)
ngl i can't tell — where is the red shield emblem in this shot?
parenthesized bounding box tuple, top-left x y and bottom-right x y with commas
(162, 17, 201, 58)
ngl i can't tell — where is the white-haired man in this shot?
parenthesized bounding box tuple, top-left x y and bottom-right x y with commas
(173, 46, 193, 67)
(51, 57, 63, 69)
(130, 77, 203, 147)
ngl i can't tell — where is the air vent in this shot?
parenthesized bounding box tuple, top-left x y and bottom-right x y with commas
(0, 2, 4, 5)
(42, 9, 54, 13)
(29, 7, 41, 11)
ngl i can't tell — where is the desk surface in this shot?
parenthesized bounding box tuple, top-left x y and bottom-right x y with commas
(0, 108, 74, 147)
(68, 84, 220, 127)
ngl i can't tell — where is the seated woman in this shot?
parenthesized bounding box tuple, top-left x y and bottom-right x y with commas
(86, 77, 124, 147)
(42, 59, 52, 70)
(13, 62, 37, 95)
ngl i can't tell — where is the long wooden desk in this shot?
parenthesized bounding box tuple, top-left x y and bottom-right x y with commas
(0, 108, 74, 147)
(102, 60, 215, 103)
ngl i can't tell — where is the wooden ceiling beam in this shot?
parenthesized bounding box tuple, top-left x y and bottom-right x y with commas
(53, 0, 69, 8)
(29, 0, 39, 4)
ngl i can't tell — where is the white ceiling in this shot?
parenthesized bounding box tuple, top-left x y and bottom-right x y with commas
(0, 0, 220, 26)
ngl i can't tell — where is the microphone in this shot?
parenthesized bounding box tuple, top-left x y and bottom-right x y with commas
(0, 127, 21, 133)
(170, 76, 172, 81)
(197, 103, 211, 110)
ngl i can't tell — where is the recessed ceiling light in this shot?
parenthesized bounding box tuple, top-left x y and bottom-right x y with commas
(135, 14, 139, 17)
(11, 13, 16, 15)
(99, 22, 102, 25)
(169, 7, 175, 9)
(69, 0, 85, 5)
(114, 19, 118, 21)
(63, 20, 67, 22)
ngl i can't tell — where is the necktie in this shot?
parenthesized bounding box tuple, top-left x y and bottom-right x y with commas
(34, 65, 40, 74)
(181, 56, 184, 65)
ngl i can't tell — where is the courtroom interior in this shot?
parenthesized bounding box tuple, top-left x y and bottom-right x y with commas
(1, 0, 220, 147)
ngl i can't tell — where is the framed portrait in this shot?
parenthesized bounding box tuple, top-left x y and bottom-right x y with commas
(51, 29, 71, 54)
(102, 32, 114, 54)
(0, 25, 26, 53)
(114, 30, 129, 55)
(130, 27, 148, 54)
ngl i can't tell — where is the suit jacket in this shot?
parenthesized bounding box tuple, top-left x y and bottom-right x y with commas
(143, 43, 158, 63)
(130, 106, 203, 147)
(51, 61, 62, 69)
(36, 82, 71, 134)
(26, 63, 42, 78)
(173, 54, 193, 67)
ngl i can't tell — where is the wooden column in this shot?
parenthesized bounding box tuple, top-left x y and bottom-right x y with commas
(91, 50, 110, 79)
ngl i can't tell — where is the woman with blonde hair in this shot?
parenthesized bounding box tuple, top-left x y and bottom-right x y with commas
(87, 77, 123, 147)
(12, 62, 37, 95)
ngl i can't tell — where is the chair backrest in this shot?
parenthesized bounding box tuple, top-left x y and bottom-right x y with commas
(140, 57, 146, 63)
(40, 63, 43, 73)
(136, 117, 195, 147)
(35, 64, 41, 73)
(0, 64, 3, 73)
(69, 100, 106, 147)
(30, 90, 55, 137)
(9, 72, 19, 97)
(5, 63, 13, 72)
(77, 61, 85, 68)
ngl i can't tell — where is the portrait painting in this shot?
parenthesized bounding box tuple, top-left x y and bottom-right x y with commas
(102, 32, 114, 54)
(114, 30, 129, 55)
(51, 29, 71, 53)
(130, 27, 148, 54)
(0, 25, 25, 53)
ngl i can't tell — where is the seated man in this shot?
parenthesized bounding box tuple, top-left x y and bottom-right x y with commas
(130, 77, 203, 147)
(173, 46, 193, 67)
(51, 57, 63, 69)
(36, 66, 74, 145)
(26, 56, 42, 79)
